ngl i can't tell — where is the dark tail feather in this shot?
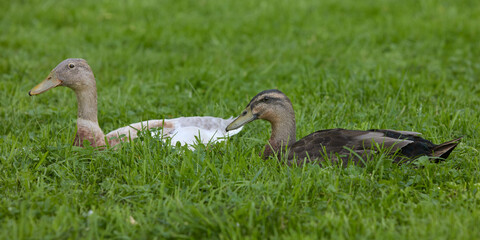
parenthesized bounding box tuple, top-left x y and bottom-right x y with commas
(432, 137, 463, 159)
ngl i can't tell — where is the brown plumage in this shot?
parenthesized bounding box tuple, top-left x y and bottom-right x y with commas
(226, 89, 462, 166)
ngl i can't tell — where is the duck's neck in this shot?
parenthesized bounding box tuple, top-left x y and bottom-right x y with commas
(75, 87, 98, 122)
(263, 111, 296, 158)
(73, 86, 106, 147)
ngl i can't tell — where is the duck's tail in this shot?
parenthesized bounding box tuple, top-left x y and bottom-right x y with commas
(432, 137, 463, 159)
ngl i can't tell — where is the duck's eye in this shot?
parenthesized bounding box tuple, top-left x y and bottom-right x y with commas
(68, 63, 75, 69)
(261, 97, 270, 102)
(241, 111, 247, 116)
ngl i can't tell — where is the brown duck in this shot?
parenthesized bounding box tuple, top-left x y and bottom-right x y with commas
(226, 89, 461, 166)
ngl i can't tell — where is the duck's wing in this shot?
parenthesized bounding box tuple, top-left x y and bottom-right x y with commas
(368, 129, 427, 141)
(105, 117, 242, 147)
(368, 129, 462, 160)
(105, 119, 173, 146)
(288, 128, 414, 165)
(150, 116, 243, 146)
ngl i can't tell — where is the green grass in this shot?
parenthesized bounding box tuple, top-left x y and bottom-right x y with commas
(1, 0, 480, 238)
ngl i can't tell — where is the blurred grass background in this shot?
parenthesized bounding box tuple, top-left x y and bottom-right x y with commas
(1, 0, 479, 239)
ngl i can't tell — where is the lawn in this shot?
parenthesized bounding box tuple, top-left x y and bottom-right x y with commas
(1, 0, 480, 239)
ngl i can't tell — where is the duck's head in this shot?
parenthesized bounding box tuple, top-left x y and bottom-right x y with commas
(29, 58, 95, 96)
(226, 89, 294, 131)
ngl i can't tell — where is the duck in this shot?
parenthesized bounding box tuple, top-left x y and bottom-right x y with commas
(226, 89, 462, 166)
(28, 58, 242, 148)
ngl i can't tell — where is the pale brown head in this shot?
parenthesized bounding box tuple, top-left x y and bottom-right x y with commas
(226, 89, 295, 131)
(29, 58, 95, 95)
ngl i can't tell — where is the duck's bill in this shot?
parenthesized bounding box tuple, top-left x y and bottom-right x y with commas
(226, 107, 257, 131)
(28, 73, 62, 96)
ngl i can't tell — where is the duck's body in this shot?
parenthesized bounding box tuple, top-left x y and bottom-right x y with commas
(149, 116, 241, 147)
(281, 128, 461, 166)
(29, 58, 241, 148)
(226, 89, 461, 166)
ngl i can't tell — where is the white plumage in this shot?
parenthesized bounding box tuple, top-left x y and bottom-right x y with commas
(29, 58, 243, 148)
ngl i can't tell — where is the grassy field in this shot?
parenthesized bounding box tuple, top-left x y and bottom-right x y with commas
(1, 0, 480, 238)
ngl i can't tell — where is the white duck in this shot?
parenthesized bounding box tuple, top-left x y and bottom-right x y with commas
(29, 58, 242, 148)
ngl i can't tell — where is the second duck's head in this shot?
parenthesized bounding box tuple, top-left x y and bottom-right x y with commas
(29, 58, 95, 96)
(226, 89, 295, 131)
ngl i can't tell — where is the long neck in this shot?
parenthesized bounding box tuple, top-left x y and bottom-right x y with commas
(263, 108, 296, 158)
(75, 87, 98, 122)
(72, 84, 105, 147)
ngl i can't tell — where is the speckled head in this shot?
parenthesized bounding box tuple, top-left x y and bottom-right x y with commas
(29, 58, 95, 95)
